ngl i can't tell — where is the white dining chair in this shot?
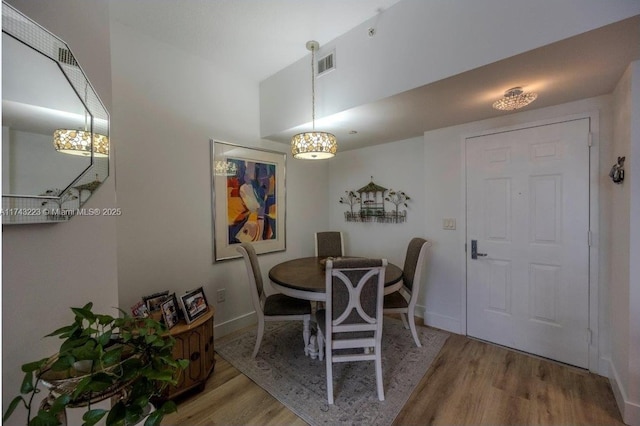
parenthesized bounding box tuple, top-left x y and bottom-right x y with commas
(383, 237, 431, 347)
(316, 257, 387, 404)
(237, 243, 312, 358)
(314, 231, 344, 258)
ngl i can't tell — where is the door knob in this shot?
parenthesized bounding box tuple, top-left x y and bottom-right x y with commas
(471, 240, 488, 259)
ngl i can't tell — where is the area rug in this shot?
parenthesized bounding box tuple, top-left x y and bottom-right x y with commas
(215, 318, 449, 426)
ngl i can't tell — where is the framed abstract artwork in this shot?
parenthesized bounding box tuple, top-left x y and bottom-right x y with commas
(211, 140, 286, 261)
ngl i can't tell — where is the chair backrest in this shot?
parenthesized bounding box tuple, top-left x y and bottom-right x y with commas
(403, 238, 430, 293)
(325, 258, 387, 342)
(237, 242, 265, 314)
(315, 231, 344, 257)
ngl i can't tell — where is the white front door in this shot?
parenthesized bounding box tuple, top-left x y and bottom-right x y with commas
(466, 118, 590, 368)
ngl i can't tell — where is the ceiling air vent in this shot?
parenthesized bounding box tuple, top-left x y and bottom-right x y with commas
(58, 48, 78, 67)
(317, 51, 335, 76)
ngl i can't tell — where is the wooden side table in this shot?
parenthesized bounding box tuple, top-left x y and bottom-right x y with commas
(165, 307, 215, 399)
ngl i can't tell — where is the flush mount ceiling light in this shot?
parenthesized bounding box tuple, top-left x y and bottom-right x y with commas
(291, 41, 337, 160)
(492, 86, 538, 111)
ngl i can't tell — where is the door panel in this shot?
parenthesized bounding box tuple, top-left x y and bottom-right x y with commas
(466, 119, 590, 368)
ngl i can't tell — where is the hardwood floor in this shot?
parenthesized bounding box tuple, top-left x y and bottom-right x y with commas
(162, 351, 306, 426)
(163, 321, 624, 425)
(393, 333, 623, 425)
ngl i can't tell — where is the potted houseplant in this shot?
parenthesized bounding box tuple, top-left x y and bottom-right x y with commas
(3, 302, 189, 426)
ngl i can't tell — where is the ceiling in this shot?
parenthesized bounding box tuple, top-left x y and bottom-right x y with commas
(109, 0, 404, 82)
(110, 1, 640, 152)
(268, 15, 640, 150)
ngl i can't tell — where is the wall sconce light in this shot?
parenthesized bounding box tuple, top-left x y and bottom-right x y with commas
(609, 156, 625, 184)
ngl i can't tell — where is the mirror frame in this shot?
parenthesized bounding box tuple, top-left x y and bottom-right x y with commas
(2, 2, 110, 224)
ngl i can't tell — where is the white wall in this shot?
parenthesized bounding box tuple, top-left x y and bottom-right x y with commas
(2, 1, 118, 425)
(628, 61, 640, 426)
(109, 18, 330, 336)
(610, 62, 632, 415)
(327, 137, 430, 309)
(260, 0, 640, 137)
(609, 61, 640, 426)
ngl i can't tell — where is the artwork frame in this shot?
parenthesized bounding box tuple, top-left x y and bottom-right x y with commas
(160, 294, 180, 329)
(142, 290, 169, 313)
(179, 287, 209, 324)
(211, 139, 286, 261)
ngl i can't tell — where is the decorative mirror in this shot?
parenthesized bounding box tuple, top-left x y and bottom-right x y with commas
(2, 2, 109, 224)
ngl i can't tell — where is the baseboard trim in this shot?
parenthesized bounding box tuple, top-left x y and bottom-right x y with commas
(608, 357, 640, 425)
(598, 355, 610, 377)
(214, 311, 256, 338)
(627, 401, 640, 426)
(423, 309, 461, 334)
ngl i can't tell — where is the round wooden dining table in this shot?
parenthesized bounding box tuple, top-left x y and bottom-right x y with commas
(268, 256, 404, 302)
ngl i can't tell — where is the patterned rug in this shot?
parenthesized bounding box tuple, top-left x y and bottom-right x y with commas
(215, 318, 449, 426)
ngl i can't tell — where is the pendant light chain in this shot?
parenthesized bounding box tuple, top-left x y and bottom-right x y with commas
(310, 44, 316, 130)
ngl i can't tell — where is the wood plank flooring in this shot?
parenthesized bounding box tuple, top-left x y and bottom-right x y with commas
(162, 321, 624, 425)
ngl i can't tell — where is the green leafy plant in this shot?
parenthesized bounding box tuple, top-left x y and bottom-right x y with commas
(3, 302, 189, 426)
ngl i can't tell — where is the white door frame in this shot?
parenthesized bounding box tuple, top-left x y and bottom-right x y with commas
(458, 111, 601, 373)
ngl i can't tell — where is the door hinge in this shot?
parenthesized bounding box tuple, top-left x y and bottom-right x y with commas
(588, 230, 593, 247)
(464, 243, 467, 253)
(587, 329, 593, 344)
(588, 132, 593, 147)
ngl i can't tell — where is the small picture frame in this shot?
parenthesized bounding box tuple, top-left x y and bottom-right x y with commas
(130, 300, 149, 318)
(180, 287, 209, 324)
(143, 290, 169, 313)
(160, 293, 180, 329)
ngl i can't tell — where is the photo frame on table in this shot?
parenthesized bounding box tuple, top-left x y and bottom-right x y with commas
(142, 290, 169, 313)
(180, 287, 209, 324)
(210, 139, 286, 261)
(160, 293, 180, 329)
(130, 300, 149, 318)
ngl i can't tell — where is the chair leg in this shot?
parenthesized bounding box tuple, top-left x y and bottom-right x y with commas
(317, 328, 324, 361)
(407, 307, 421, 348)
(252, 319, 265, 358)
(400, 312, 409, 329)
(303, 316, 311, 355)
(375, 344, 385, 401)
(326, 349, 334, 404)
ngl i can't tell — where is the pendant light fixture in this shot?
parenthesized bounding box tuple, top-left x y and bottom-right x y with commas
(291, 41, 337, 160)
(53, 129, 109, 157)
(492, 86, 538, 111)
(53, 83, 109, 157)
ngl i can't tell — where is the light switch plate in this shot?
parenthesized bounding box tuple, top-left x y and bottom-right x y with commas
(443, 218, 456, 230)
